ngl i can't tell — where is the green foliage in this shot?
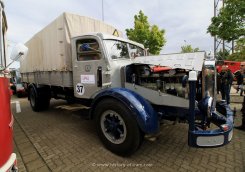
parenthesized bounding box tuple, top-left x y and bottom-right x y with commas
(180, 44, 199, 53)
(227, 38, 245, 61)
(216, 49, 230, 60)
(126, 10, 166, 55)
(207, 0, 245, 42)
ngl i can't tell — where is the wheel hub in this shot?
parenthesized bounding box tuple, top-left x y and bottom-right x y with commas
(101, 110, 127, 144)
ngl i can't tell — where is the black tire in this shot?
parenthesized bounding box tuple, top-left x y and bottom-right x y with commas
(94, 98, 143, 156)
(17, 92, 22, 98)
(29, 87, 41, 112)
(29, 87, 50, 112)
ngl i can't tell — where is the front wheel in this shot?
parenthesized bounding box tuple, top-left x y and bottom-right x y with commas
(94, 98, 143, 156)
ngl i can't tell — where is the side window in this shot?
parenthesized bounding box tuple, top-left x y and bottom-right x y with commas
(76, 39, 101, 61)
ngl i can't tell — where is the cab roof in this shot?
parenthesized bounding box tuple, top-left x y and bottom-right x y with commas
(74, 32, 145, 49)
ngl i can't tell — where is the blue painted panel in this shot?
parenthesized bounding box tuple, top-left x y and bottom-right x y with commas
(188, 100, 234, 147)
(92, 88, 159, 134)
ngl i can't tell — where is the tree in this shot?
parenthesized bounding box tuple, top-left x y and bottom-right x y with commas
(227, 38, 245, 61)
(207, 0, 245, 42)
(126, 10, 166, 55)
(180, 45, 199, 53)
(216, 49, 230, 60)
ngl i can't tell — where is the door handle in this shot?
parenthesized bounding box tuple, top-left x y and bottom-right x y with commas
(97, 66, 102, 87)
(74, 65, 78, 68)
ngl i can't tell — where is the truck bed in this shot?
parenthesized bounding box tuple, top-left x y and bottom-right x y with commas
(21, 71, 73, 87)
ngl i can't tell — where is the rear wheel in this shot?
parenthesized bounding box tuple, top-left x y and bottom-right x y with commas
(29, 87, 41, 111)
(29, 86, 50, 111)
(94, 98, 143, 156)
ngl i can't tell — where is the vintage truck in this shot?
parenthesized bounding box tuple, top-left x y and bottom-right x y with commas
(20, 13, 234, 156)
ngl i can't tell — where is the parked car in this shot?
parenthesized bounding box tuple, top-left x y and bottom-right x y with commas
(9, 69, 26, 97)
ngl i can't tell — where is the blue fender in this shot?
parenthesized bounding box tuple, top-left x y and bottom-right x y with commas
(91, 88, 159, 134)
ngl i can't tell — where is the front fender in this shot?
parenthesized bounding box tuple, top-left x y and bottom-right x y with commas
(91, 88, 159, 134)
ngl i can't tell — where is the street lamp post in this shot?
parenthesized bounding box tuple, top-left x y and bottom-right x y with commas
(214, 0, 217, 59)
(102, 0, 104, 21)
(214, 0, 228, 60)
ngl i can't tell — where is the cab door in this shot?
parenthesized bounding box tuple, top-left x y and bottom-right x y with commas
(72, 36, 110, 99)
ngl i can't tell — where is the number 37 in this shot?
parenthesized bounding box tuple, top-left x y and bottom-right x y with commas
(76, 83, 85, 95)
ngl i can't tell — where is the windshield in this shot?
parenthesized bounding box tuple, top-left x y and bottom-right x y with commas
(104, 40, 144, 60)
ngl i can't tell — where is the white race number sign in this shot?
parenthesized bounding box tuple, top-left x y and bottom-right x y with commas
(76, 83, 85, 95)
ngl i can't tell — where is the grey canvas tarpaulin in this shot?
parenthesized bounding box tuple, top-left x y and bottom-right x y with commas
(20, 12, 122, 73)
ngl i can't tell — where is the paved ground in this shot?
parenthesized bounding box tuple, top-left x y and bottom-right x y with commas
(11, 90, 245, 172)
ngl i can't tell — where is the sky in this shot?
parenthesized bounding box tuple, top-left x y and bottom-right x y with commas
(4, 0, 215, 68)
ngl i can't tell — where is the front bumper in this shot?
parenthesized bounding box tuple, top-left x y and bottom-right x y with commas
(188, 101, 233, 147)
(0, 153, 18, 172)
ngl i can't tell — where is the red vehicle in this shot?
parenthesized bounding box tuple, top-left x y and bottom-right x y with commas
(0, 76, 17, 172)
(216, 60, 241, 74)
(0, 1, 18, 171)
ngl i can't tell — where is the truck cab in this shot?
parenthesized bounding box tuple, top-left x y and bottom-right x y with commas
(71, 33, 145, 99)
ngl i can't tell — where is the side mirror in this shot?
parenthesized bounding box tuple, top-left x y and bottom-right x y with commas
(10, 43, 28, 61)
(0, 43, 28, 71)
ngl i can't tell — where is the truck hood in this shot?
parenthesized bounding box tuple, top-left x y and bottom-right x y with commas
(132, 52, 206, 71)
(109, 59, 134, 68)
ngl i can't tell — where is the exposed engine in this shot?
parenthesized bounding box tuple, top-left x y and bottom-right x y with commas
(125, 64, 192, 99)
